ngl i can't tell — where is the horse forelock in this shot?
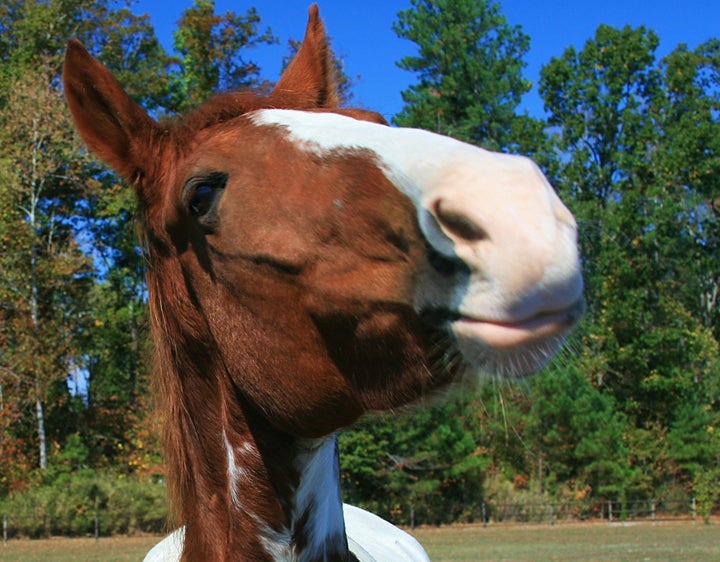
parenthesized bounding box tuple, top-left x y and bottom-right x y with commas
(172, 91, 270, 143)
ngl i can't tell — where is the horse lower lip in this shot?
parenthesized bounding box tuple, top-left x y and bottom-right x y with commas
(453, 303, 583, 350)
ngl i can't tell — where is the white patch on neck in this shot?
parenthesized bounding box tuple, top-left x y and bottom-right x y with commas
(223, 429, 250, 510)
(292, 435, 346, 562)
(257, 518, 293, 562)
(222, 433, 345, 562)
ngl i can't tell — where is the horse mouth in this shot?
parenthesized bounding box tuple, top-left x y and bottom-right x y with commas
(421, 299, 585, 352)
(452, 300, 585, 351)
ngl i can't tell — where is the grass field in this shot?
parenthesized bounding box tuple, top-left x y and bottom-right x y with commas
(1, 521, 718, 561)
(413, 521, 720, 562)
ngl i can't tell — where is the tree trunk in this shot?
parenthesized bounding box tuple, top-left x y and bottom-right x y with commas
(29, 123, 47, 471)
(35, 393, 47, 471)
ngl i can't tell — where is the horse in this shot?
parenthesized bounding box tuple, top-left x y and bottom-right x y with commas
(63, 5, 583, 561)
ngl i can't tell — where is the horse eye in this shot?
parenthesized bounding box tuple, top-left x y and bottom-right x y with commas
(189, 184, 216, 217)
(186, 172, 227, 219)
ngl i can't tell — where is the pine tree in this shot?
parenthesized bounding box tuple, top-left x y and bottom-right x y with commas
(392, 0, 538, 152)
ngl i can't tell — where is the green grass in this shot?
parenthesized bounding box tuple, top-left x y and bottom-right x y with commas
(1, 521, 718, 561)
(0, 536, 157, 561)
(411, 521, 720, 562)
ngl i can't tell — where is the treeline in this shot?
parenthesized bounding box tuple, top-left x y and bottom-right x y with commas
(0, 0, 718, 530)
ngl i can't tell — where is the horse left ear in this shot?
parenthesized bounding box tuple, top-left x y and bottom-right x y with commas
(63, 39, 158, 185)
(270, 4, 339, 109)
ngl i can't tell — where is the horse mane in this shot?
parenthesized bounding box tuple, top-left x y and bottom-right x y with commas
(143, 88, 310, 532)
(146, 250, 208, 529)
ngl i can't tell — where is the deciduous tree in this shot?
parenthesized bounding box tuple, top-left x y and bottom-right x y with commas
(170, 0, 276, 113)
(539, 24, 720, 493)
(0, 0, 166, 475)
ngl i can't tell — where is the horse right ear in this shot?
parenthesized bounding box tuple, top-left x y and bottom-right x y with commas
(63, 39, 158, 184)
(270, 4, 339, 109)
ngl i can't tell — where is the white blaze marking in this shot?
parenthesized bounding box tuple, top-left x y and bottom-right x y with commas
(250, 109, 484, 210)
(248, 109, 573, 272)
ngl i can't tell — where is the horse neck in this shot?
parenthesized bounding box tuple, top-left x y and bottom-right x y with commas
(150, 283, 351, 561)
(183, 401, 351, 562)
(158, 342, 353, 562)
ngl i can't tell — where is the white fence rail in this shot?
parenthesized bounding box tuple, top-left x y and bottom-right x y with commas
(476, 498, 709, 527)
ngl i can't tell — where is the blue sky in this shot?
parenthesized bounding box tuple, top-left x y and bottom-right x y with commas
(133, 0, 720, 119)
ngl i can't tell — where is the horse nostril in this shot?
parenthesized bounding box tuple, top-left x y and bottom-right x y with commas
(435, 200, 488, 243)
(425, 240, 470, 277)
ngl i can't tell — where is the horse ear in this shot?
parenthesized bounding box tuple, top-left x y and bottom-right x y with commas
(63, 39, 158, 183)
(270, 4, 339, 108)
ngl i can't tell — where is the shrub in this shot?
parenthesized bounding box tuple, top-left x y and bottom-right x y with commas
(0, 471, 167, 538)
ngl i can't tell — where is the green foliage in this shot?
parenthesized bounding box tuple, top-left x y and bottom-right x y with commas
(170, 0, 276, 112)
(0, 41, 95, 474)
(693, 469, 720, 524)
(526, 365, 634, 498)
(341, 398, 490, 525)
(668, 400, 720, 481)
(0, 0, 719, 530)
(393, 0, 541, 152)
(538, 23, 720, 496)
(0, 470, 166, 538)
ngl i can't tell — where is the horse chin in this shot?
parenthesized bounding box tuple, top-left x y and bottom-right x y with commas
(453, 335, 566, 381)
